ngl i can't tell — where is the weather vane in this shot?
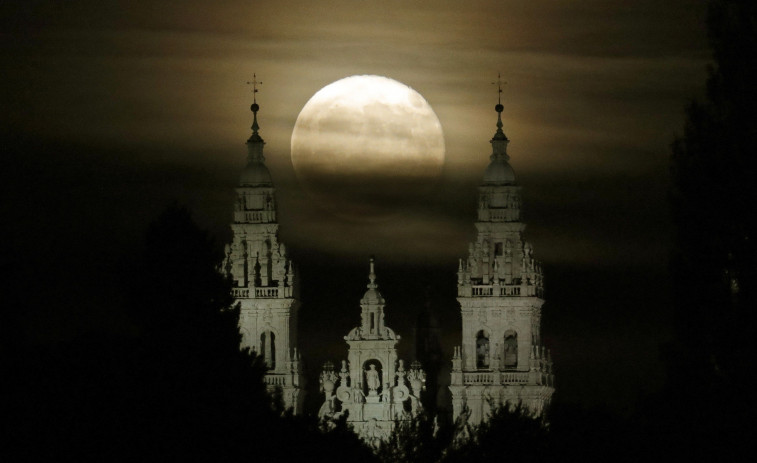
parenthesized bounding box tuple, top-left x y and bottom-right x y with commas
(492, 73, 507, 105)
(246, 73, 262, 103)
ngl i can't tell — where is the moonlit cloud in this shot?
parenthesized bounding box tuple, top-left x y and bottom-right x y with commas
(2, 0, 707, 265)
(2, 0, 711, 409)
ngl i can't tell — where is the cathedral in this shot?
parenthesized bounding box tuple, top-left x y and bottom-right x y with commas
(223, 85, 553, 430)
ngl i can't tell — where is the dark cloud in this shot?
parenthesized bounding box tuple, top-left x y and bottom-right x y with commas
(2, 0, 709, 411)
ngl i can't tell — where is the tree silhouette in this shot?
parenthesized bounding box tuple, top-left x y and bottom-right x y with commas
(131, 203, 238, 350)
(375, 412, 451, 463)
(670, 0, 757, 387)
(122, 203, 377, 461)
(441, 405, 550, 463)
(122, 203, 273, 458)
(668, 0, 757, 458)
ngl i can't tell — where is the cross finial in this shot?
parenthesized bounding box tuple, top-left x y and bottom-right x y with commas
(492, 73, 506, 107)
(246, 73, 262, 104)
(490, 73, 508, 142)
(246, 73, 264, 143)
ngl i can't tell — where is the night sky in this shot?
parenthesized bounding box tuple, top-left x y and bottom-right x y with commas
(2, 1, 710, 413)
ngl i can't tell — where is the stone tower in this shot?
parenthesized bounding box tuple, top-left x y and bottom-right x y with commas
(318, 259, 425, 445)
(449, 100, 554, 425)
(224, 93, 303, 413)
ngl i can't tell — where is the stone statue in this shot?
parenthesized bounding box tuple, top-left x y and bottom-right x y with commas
(366, 364, 380, 395)
(352, 386, 365, 404)
(380, 383, 391, 403)
(477, 337, 490, 368)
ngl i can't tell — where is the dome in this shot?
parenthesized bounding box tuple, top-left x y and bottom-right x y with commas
(483, 159, 515, 185)
(239, 162, 272, 186)
(361, 288, 384, 305)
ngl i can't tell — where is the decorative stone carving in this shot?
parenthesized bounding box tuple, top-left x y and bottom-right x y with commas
(449, 102, 554, 427)
(407, 361, 426, 401)
(318, 259, 425, 445)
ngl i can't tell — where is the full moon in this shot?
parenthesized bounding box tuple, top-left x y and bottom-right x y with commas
(291, 75, 445, 219)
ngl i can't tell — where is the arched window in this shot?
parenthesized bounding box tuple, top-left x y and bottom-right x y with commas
(504, 330, 518, 369)
(260, 331, 275, 369)
(476, 330, 490, 369)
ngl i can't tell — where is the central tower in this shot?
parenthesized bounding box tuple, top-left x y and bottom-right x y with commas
(224, 91, 303, 413)
(449, 99, 554, 425)
(318, 259, 425, 445)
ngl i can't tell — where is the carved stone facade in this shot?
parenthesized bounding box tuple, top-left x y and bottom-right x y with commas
(224, 101, 303, 413)
(318, 259, 425, 445)
(449, 103, 554, 425)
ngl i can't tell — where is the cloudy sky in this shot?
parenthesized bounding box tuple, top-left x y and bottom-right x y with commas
(3, 0, 710, 411)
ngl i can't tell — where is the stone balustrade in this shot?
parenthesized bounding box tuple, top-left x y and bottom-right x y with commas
(463, 371, 532, 385)
(255, 287, 279, 298)
(478, 208, 518, 222)
(500, 371, 531, 384)
(264, 374, 291, 387)
(488, 208, 513, 222)
(471, 285, 494, 296)
(232, 288, 250, 298)
(233, 286, 293, 299)
(234, 210, 276, 224)
(464, 284, 543, 298)
(464, 371, 496, 384)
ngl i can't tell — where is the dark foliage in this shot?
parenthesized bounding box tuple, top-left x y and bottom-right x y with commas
(3, 204, 375, 462)
(119, 204, 275, 459)
(670, 0, 757, 386)
(666, 0, 757, 459)
(375, 412, 451, 463)
(375, 400, 707, 463)
(286, 413, 379, 462)
(441, 406, 550, 463)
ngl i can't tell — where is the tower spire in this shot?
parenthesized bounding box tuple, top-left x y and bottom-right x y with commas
(491, 73, 508, 142)
(225, 72, 303, 413)
(358, 256, 387, 339)
(487, 74, 510, 169)
(246, 74, 264, 145)
(245, 74, 265, 162)
(367, 256, 377, 290)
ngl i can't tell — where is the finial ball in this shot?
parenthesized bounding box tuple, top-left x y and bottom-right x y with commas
(495, 103, 504, 113)
(251, 103, 259, 112)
